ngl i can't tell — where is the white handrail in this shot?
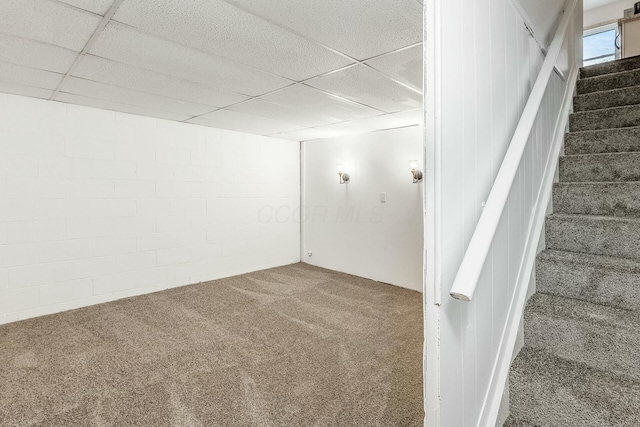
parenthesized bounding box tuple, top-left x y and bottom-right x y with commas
(449, 0, 578, 302)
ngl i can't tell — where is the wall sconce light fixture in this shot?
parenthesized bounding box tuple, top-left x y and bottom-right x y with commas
(410, 160, 423, 183)
(336, 163, 350, 184)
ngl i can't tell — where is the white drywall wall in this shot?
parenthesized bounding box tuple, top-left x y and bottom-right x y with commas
(514, 0, 571, 46)
(0, 93, 300, 325)
(584, 0, 632, 28)
(301, 126, 423, 292)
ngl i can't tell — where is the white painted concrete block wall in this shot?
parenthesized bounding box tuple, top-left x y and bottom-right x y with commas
(302, 126, 423, 292)
(0, 93, 300, 325)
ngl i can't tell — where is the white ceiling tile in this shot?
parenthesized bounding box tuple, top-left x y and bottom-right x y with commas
(269, 128, 339, 142)
(0, 0, 101, 51)
(261, 84, 382, 121)
(309, 121, 379, 139)
(188, 110, 303, 135)
(365, 45, 423, 92)
(228, 98, 340, 128)
(56, 0, 114, 15)
(55, 92, 192, 122)
(345, 109, 423, 130)
(0, 61, 64, 90)
(390, 108, 423, 125)
(306, 65, 422, 113)
(90, 22, 293, 97)
(0, 33, 78, 74)
(228, 0, 423, 60)
(74, 55, 249, 108)
(59, 77, 216, 116)
(112, 0, 353, 81)
(0, 81, 53, 100)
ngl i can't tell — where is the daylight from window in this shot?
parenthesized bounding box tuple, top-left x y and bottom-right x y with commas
(583, 29, 616, 66)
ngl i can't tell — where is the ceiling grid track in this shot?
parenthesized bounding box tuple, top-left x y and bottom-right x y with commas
(1, 0, 424, 139)
(49, 0, 125, 101)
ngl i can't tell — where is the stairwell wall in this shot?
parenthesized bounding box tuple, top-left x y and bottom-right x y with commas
(423, 0, 583, 426)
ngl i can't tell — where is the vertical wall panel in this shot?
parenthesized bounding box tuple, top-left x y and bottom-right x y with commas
(425, 0, 580, 425)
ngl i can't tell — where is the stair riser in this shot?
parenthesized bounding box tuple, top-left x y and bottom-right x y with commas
(553, 183, 640, 217)
(564, 127, 640, 155)
(524, 314, 640, 380)
(536, 256, 640, 311)
(546, 216, 640, 259)
(574, 85, 640, 112)
(570, 105, 640, 132)
(559, 153, 640, 182)
(577, 68, 640, 95)
(580, 56, 640, 79)
(510, 349, 640, 427)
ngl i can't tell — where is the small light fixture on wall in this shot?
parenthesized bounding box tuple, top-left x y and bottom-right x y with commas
(410, 160, 423, 183)
(336, 163, 350, 184)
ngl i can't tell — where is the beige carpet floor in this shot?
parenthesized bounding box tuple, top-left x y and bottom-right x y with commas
(0, 263, 424, 426)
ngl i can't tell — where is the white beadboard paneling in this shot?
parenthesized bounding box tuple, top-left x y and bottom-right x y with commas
(261, 84, 382, 122)
(57, 0, 114, 15)
(55, 93, 193, 122)
(73, 55, 249, 108)
(90, 22, 293, 97)
(0, 33, 78, 73)
(424, 0, 580, 426)
(228, 0, 422, 60)
(59, 77, 216, 117)
(0, 61, 64, 90)
(188, 110, 303, 136)
(112, 0, 353, 81)
(0, 93, 300, 324)
(364, 45, 423, 92)
(0, 0, 101, 51)
(306, 65, 422, 113)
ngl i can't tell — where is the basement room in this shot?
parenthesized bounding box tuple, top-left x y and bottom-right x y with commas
(0, 0, 425, 425)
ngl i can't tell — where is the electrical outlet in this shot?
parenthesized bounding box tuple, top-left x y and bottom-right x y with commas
(380, 192, 387, 203)
(307, 252, 313, 257)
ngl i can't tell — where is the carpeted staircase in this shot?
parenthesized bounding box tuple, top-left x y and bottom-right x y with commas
(504, 56, 640, 426)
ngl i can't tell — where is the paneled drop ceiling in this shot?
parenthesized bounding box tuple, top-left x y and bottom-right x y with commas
(0, 0, 423, 141)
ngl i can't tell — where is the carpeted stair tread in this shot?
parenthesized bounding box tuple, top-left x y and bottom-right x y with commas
(509, 347, 640, 427)
(545, 214, 640, 260)
(503, 415, 538, 426)
(536, 249, 640, 311)
(553, 181, 640, 217)
(524, 293, 640, 380)
(569, 104, 640, 132)
(574, 84, 640, 112)
(580, 54, 640, 79)
(509, 56, 640, 427)
(564, 126, 640, 155)
(577, 67, 640, 95)
(559, 152, 640, 182)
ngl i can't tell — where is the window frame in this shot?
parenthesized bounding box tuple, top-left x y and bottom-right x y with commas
(583, 22, 620, 66)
